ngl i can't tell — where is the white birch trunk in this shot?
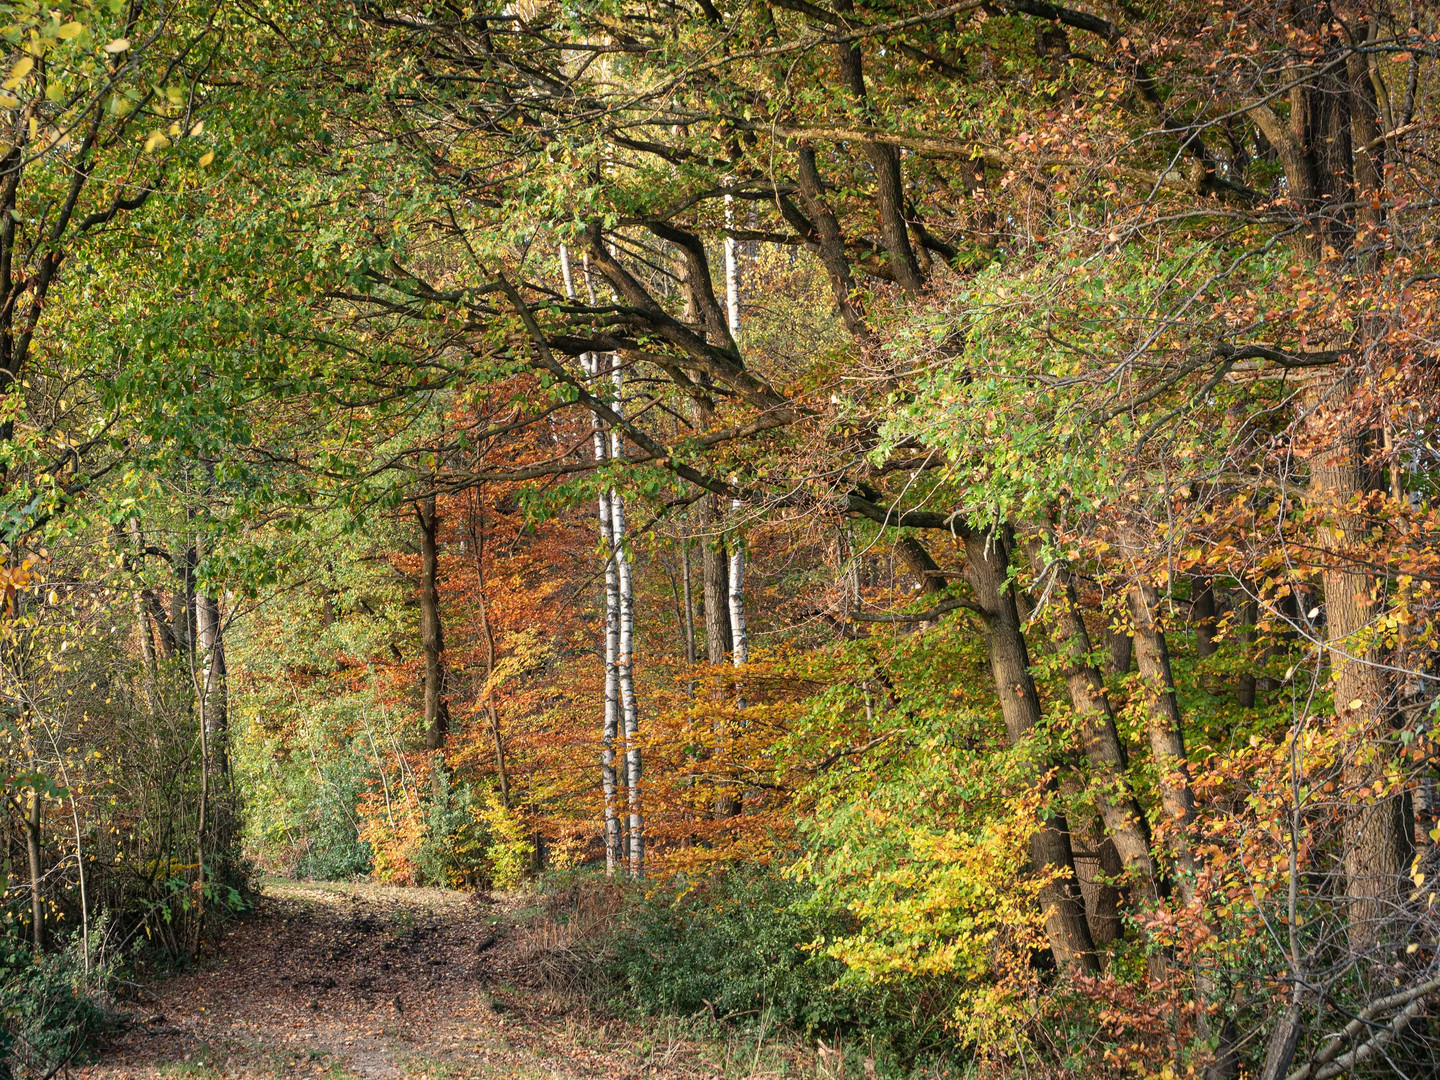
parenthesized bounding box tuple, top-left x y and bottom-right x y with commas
(728, 518, 747, 669)
(610, 364, 644, 878)
(561, 244, 624, 874)
(724, 189, 740, 339)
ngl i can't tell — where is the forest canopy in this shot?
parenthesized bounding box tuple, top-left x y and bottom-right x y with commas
(3, 1, 1440, 1077)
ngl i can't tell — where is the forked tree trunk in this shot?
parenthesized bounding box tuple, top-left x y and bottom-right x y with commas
(964, 529, 1097, 974)
(1062, 770, 1124, 949)
(1027, 547, 1159, 904)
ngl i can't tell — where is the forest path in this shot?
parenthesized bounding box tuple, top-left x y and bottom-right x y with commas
(81, 879, 704, 1080)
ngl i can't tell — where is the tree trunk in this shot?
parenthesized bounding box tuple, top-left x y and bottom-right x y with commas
(1193, 578, 1218, 661)
(26, 786, 43, 950)
(832, 0, 924, 292)
(1129, 585, 1200, 902)
(469, 490, 509, 810)
(593, 361, 624, 875)
(1030, 548, 1159, 902)
(609, 371, 643, 877)
(728, 520, 748, 666)
(680, 530, 697, 667)
(416, 494, 449, 751)
(699, 493, 732, 664)
(964, 529, 1097, 974)
(1309, 399, 1406, 954)
(562, 245, 625, 872)
(1236, 590, 1258, 708)
(1105, 621, 1133, 675)
(197, 593, 228, 779)
(894, 535, 947, 597)
(173, 545, 196, 655)
(1062, 770, 1124, 949)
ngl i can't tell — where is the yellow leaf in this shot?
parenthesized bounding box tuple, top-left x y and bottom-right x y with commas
(197, 150, 214, 167)
(57, 21, 84, 40)
(1347, 698, 1364, 712)
(3, 56, 34, 90)
(144, 131, 169, 152)
(188, 120, 203, 136)
(103, 37, 130, 54)
(0, 95, 17, 109)
(168, 121, 181, 136)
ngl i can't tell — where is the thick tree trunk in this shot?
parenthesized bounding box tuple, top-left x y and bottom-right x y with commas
(699, 493, 732, 664)
(964, 529, 1097, 974)
(1062, 770, 1124, 949)
(1129, 585, 1200, 902)
(1310, 402, 1406, 954)
(1105, 621, 1133, 675)
(416, 495, 449, 751)
(1029, 548, 1159, 902)
(832, 0, 924, 292)
(894, 535, 946, 597)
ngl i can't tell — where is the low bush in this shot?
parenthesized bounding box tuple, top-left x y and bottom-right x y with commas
(528, 866, 967, 1070)
(0, 923, 112, 1080)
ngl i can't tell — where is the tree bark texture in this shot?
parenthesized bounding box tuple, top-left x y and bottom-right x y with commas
(1129, 584, 1200, 902)
(964, 529, 1097, 974)
(1309, 396, 1407, 954)
(416, 495, 449, 751)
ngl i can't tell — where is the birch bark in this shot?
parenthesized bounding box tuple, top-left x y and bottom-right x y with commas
(561, 245, 625, 874)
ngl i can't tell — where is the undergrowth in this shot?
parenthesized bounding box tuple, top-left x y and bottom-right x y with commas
(518, 865, 968, 1076)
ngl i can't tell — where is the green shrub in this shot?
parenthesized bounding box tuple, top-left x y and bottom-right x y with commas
(603, 867, 964, 1067)
(292, 758, 373, 881)
(0, 923, 112, 1080)
(610, 867, 853, 1030)
(413, 769, 489, 888)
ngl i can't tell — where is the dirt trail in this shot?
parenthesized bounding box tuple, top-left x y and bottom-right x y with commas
(80, 879, 699, 1080)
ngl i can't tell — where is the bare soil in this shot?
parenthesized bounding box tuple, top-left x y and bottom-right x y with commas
(78, 879, 806, 1080)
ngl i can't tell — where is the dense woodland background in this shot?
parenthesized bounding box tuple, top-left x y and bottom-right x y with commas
(3, 0, 1440, 1077)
